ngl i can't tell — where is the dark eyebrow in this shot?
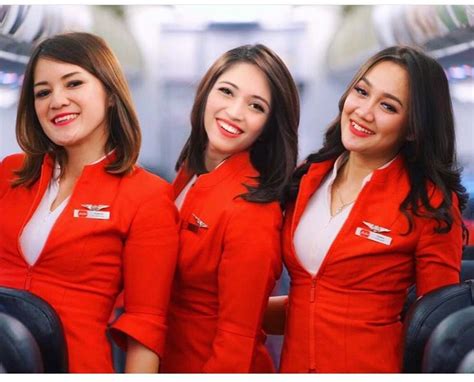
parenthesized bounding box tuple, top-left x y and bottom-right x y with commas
(360, 77, 404, 108)
(217, 80, 271, 108)
(33, 71, 82, 88)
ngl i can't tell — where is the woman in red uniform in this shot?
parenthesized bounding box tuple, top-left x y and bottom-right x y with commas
(160, 44, 299, 373)
(0, 32, 179, 372)
(266, 46, 467, 372)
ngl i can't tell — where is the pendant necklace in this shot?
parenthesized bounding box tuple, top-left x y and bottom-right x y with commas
(331, 189, 356, 217)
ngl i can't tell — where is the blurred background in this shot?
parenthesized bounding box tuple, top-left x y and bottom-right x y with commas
(0, 4, 473, 367)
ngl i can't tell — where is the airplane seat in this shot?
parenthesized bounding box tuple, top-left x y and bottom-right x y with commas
(0, 312, 43, 372)
(0, 287, 68, 372)
(422, 306, 474, 372)
(457, 349, 474, 373)
(402, 280, 474, 372)
(463, 246, 474, 260)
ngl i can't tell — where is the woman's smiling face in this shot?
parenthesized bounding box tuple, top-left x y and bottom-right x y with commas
(203, 62, 271, 167)
(33, 58, 110, 152)
(340, 60, 410, 164)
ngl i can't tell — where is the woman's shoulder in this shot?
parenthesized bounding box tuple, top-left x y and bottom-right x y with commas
(0, 153, 26, 182)
(1, 153, 26, 172)
(122, 164, 173, 199)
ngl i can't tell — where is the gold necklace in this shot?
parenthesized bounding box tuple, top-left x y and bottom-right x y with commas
(331, 188, 357, 217)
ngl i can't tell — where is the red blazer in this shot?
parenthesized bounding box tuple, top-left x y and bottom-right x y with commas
(161, 151, 282, 373)
(280, 156, 463, 373)
(0, 153, 179, 372)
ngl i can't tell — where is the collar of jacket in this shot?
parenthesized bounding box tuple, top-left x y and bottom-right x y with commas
(27, 151, 121, 223)
(42, 150, 118, 173)
(173, 150, 255, 197)
(291, 153, 405, 235)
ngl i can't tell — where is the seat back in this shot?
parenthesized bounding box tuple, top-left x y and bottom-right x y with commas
(422, 306, 474, 372)
(0, 312, 43, 372)
(461, 260, 474, 281)
(402, 280, 474, 372)
(463, 246, 474, 260)
(0, 287, 68, 372)
(457, 349, 474, 373)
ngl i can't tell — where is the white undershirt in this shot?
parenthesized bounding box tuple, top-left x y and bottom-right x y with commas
(20, 153, 110, 266)
(175, 175, 198, 211)
(20, 164, 69, 266)
(294, 154, 395, 276)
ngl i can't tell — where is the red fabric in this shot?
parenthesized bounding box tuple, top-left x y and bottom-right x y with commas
(161, 151, 282, 373)
(280, 156, 463, 373)
(0, 153, 179, 372)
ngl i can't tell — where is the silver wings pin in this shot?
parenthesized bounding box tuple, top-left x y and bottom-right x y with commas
(81, 204, 110, 211)
(192, 213, 208, 229)
(363, 221, 391, 233)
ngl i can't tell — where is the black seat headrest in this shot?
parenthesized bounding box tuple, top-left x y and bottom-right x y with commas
(422, 306, 474, 372)
(0, 287, 68, 372)
(402, 280, 474, 373)
(457, 349, 474, 373)
(463, 246, 474, 260)
(0, 312, 43, 373)
(461, 260, 474, 282)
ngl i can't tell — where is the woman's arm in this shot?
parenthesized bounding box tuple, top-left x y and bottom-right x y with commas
(263, 295, 288, 335)
(125, 337, 160, 373)
(415, 193, 463, 296)
(109, 181, 179, 371)
(201, 201, 283, 372)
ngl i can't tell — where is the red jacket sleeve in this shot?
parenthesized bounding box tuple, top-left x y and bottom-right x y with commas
(110, 184, 179, 357)
(0, 159, 7, 199)
(0, 154, 23, 198)
(415, 193, 463, 296)
(201, 201, 283, 372)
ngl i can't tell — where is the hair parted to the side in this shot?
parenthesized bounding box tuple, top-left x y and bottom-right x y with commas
(290, 45, 468, 236)
(175, 44, 300, 204)
(14, 32, 141, 187)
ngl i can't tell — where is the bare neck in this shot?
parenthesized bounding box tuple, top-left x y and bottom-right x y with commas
(342, 152, 395, 185)
(204, 147, 229, 172)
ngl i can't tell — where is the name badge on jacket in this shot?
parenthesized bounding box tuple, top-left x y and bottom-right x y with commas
(355, 221, 392, 246)
(73, 204, 110, 220)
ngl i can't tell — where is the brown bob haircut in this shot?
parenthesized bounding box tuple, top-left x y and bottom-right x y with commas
(14, 32, 141, 187)
(176, 44, 300, 204)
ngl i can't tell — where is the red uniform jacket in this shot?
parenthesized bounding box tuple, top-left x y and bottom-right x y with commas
(0, 153, 179, 372)
(280, 156, 463, 373)
(161, 151, 282, 373)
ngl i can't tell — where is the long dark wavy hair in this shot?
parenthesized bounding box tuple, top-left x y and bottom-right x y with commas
(14, 32, 141, 187)
(176, 44, 300, 204)
(290, 45, 467, 236)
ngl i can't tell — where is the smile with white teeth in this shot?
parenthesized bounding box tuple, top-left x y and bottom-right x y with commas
(219, 120, 242, 135)
(351, 121, 374, 135)
(54, 114, 78, 124)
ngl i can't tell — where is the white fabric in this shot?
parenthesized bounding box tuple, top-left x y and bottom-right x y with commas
(294, 154, 396, 276)
(20, 164, 69, 266)
(175, 175, 198, 210)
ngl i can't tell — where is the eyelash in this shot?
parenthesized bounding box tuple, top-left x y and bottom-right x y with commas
(250, 103, 265, 113)
(218, 87, 233, 96)
(34, 89, 50, 99)
(354, 85, 397, 113)
(67, 80, 83, 88)
(34, 80, 84, 99)
(217, 87, 266, 113)
(354, 86, 367, 97)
